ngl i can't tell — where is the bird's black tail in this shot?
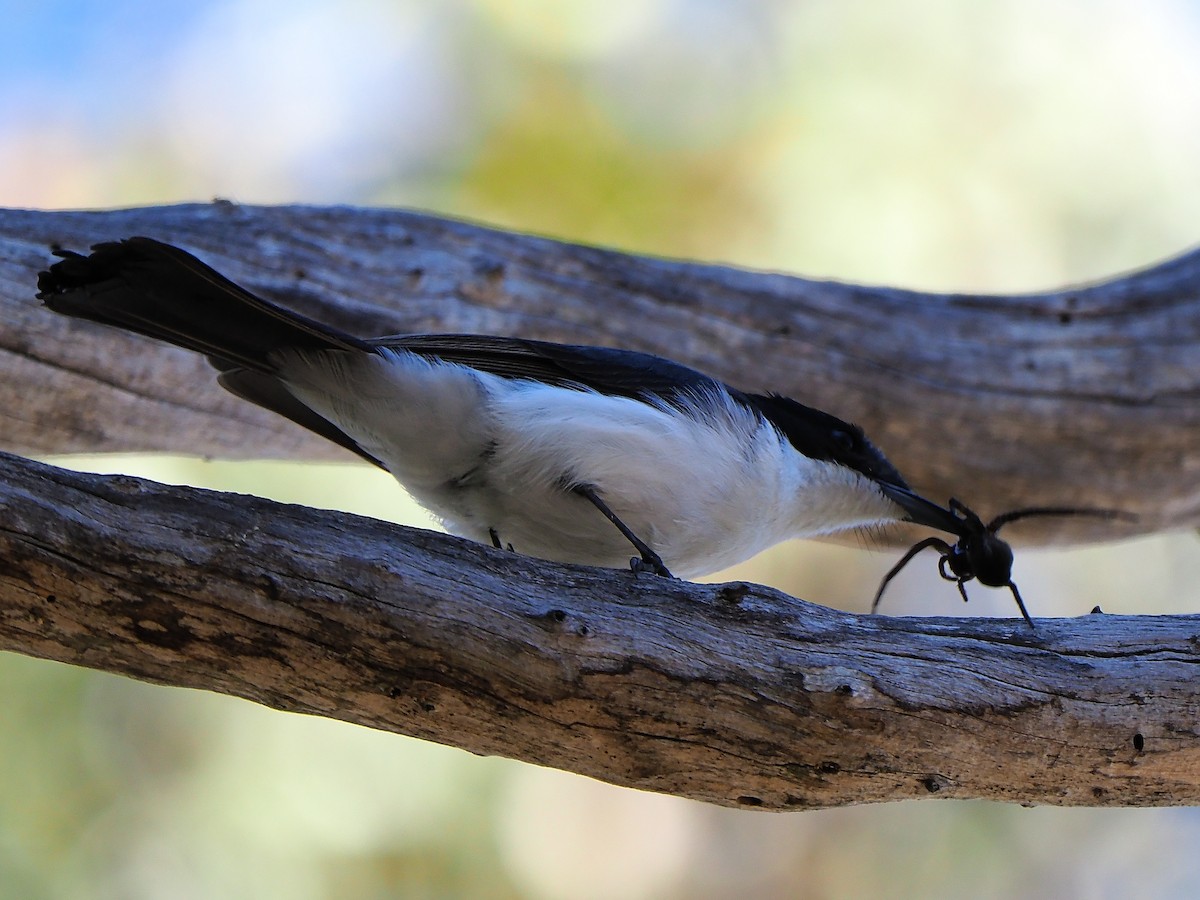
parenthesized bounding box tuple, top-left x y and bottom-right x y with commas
(37, 237, 371, 374)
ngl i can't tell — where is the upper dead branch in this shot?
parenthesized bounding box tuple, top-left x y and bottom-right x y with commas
(1, 203, 1197, 544)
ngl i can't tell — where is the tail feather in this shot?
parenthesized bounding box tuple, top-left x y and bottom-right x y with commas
(37, 237, 371, 374)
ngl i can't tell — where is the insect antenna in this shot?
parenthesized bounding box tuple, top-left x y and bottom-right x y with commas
(987, 507, 1135, 533)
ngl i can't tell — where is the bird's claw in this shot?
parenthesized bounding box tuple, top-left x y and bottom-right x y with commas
(630, 555, 674, 579)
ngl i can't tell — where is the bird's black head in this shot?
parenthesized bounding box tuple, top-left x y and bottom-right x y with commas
(746, 393, 907, 487)
(746, 393, 969, 534)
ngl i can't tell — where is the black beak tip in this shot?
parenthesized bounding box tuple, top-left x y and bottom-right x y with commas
(878, 483, 960, 534)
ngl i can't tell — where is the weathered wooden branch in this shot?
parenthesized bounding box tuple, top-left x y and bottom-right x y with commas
(2, 204, 1199, 809)
(2, 202, 1198, 542)
(3, 450, 1198, 810)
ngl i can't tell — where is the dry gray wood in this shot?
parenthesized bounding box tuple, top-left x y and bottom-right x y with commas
(2, 203, 1199, 809)
(3, 450, 1199, 810)
(2, 202, 1198, 544)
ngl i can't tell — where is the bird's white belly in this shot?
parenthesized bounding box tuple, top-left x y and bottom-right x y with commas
(422, 383, 794, 577)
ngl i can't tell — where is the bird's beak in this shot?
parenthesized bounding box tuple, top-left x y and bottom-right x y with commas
(878, 482, 961, 534)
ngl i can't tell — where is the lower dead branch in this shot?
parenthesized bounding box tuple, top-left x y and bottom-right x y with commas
(2, 450, 1197, 809)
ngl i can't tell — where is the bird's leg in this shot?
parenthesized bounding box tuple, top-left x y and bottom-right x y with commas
(488, 528, 514, 552)
(573, 485, 673, 578)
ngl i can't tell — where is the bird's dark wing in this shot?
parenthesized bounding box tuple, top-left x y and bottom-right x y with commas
(374, 336, 935, 494)
(217, 368, 386, 469)
(369, 333, 728, 404)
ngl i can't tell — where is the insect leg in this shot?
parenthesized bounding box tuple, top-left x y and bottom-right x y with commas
(947, 498, 987, 532)
(1005, 581, 1036, 629)
(954, 579, 972, 604)
(936, 556, 959, 582)
(872, 537, 955, 614)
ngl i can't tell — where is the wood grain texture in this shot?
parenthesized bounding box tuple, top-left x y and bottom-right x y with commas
(2, 450, 1198, 810)
(2, 202, 1197, 544)
(2, 204, 1199, 810)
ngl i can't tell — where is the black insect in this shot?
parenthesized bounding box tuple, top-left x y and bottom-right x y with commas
(872, 499, 1130, 628)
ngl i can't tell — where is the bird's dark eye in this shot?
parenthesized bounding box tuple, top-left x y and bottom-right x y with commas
(831, 429, 858, 453)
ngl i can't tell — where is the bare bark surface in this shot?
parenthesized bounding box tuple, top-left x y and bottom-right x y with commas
(2, 202, 1197, 544)
(3, 450, 1198, 810)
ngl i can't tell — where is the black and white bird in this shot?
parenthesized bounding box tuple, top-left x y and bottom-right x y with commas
(38, 237, 951, 579)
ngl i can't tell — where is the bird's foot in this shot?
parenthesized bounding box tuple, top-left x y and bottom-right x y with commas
(629, 554, 674, 579)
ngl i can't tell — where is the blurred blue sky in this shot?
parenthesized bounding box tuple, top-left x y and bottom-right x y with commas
(6, 0, 1200, 292)
(1, 3, 208, 113)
